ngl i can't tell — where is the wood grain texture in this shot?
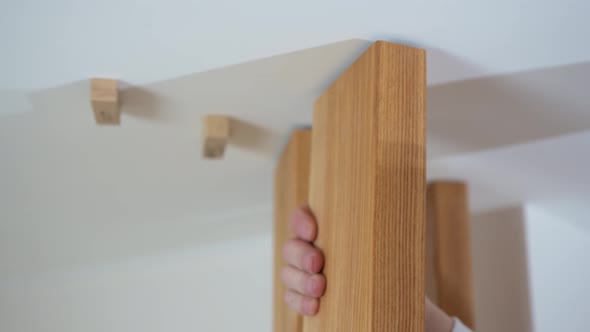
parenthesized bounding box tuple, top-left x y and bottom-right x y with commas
(427, 182, 475, 328)
(273, 130, 311, 332)
(304, 41, 426, 332)
(202, 115, 230, 159)
(90, 78, 120, 125)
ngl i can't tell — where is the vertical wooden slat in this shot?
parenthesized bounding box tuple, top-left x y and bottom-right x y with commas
(427, 181, 475, 328)
(274, 130, 311, 332)
(304, 41, 426, 332)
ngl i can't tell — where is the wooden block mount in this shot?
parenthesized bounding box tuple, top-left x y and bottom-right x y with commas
(90, 78, 120, 125)
(203, 115, 231, 158)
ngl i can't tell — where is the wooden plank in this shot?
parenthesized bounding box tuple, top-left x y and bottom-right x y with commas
(274, 130, 311, 332)
(202, 115, 230, 159)
(304, 41, 426, 332)
(427, 181, 475, 328)
(90, 78, 120, 125)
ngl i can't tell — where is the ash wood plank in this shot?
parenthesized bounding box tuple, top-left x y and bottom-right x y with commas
(427, 181, 475, 328)
(304, 41, 426, 332)
(274, 130, 311, 332)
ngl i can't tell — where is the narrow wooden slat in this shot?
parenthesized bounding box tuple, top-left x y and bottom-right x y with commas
(304, 41, 426, 332)
(273, 130, 311, 332)
(427, 182, 475, 328)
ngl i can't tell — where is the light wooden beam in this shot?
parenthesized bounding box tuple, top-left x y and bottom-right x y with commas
(90, 78, 120, 125)
(202, 115, 231, 159)
(304, 41, 426, 332)
(427, 181, 475, 329)
(273, 130, 311, 332)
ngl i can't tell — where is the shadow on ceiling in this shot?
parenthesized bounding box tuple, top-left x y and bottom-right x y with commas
(427, 61, 590, 158)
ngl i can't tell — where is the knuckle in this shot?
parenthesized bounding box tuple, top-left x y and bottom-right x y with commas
(284, 291, 293, 306)
(284, 291, 299, 311)
(282, 239, 296, 260)
(280, 266, 291, 284)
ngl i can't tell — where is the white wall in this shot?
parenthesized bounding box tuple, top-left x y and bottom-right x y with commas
(471, 206, 535, 332)
(526, 205, 590, 332)
(0, 233, 273, 332)
(470, 204, 590, 332)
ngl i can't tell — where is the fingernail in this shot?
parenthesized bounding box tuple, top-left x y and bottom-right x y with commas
(294, 211, 309, 232)
(305, 253, 317, 272)
(303, 298, 318, 315)
(307, 276, 319, 295)
(301, 223, 313, 239)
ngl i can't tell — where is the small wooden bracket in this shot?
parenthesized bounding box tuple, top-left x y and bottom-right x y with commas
(202, 115, 231, 159)
(90, 78, 120, 125)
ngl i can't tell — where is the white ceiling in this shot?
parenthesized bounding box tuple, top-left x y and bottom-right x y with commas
(1, 0, 590, 276)
(2, 0, 590, 91)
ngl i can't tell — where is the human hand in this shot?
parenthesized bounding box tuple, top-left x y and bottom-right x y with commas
(281, 206, 455, 332)
(281, 205, 326, 316)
